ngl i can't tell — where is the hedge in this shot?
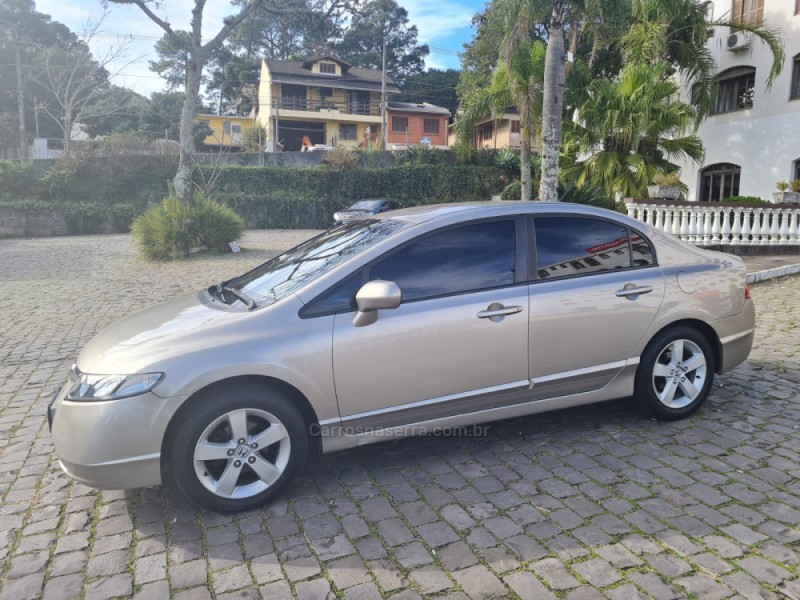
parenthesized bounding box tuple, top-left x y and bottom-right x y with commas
(207, 165, 509, 203)
(1, 160, 509, 235)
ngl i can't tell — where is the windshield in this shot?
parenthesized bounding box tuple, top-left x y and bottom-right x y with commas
(351, 200, 384, 210)
(226, 219, 409, 305)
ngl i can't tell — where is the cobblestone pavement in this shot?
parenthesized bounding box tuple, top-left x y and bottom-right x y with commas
(1, 231, 799, 600)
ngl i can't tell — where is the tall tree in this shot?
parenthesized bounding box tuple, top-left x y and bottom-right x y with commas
(0, 0, 83, 147)
(27, 17, 131, 155)
(334, 0, 428, 85)
(537, 0, 574, 202)
(107, 0, 272, 204)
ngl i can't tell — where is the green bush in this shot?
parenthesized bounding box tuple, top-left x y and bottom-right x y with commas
(64, 202, 139, 234)
(494, 148, 521, 173)
(131, 195, 244, 260)
(0, 161, 39, 201)
(207, 165, 508, 205)
(323, 146, 360, 170)
(558, 183, 616, 210)
(725, 195, 769, 205)
(500, 181, 523, 201)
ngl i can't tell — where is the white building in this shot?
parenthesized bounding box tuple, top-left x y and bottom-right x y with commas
(677, 0, 800, 202)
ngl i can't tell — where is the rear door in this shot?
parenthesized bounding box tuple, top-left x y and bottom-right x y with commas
(528, 216, 665, 399)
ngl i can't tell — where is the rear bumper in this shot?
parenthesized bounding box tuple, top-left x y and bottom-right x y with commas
(712, 299, 756, 373)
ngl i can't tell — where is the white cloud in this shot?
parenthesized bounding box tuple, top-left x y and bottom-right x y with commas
(397, 0, 474, 44)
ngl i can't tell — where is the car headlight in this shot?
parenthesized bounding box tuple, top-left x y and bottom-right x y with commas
(66, 366, 164, 401)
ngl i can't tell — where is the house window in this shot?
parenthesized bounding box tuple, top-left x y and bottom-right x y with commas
(699, 163, 741, 201)
(319, 62, 336, 74)
(423, 118, 440, 134)
(794, 159, 800, 181)
(319, 87, 333, 98)
(340, 124, 357, 140)
(732, 0, 763, 25)
(511, 120, 521, 134)
(713, 67, 755, 114)
(223, 122, 231, 134)
(231, 124, 241, 134)
(392, 116, 408, 132)
(481, 125, 493, 141)
(791, 54, 800, 100)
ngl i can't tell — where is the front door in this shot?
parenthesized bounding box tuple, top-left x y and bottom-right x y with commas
(332, 218, 530, 433)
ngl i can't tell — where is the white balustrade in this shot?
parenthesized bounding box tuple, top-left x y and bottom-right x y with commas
(626, 202, 799, 248)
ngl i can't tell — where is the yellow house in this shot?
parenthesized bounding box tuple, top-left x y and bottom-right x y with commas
(450, 108, 528, 150)
(255, 55, 401, 151)
(194, 114, 254, 150)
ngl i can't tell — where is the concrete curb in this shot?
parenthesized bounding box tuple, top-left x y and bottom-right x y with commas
(747, 263, 800, 284)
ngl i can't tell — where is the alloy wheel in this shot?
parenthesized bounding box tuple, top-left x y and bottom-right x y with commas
(193, 408, 291, 499)
(651, 338, 708, 410)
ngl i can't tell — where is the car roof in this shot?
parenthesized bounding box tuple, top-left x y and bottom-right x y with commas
(378, 201, 641, 227)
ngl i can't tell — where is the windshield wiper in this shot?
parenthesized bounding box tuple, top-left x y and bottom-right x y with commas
(222, 286, 257, 310)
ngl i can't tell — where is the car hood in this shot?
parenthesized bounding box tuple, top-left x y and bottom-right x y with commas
(77, 293, 249, 374)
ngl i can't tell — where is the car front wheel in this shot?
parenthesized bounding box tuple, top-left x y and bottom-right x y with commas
(634, 327, 715, 421)
(167, 383, 308, 512)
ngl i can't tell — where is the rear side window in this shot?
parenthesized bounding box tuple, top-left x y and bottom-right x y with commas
(534, 217, 653, 280)
(369, 220, 517, 302)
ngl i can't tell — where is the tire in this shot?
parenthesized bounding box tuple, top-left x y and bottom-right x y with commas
(167, 383, 308, 512)
(634, 326, 715, 421)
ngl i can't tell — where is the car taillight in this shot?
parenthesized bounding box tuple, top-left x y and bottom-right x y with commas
(745, 285, 751, 300)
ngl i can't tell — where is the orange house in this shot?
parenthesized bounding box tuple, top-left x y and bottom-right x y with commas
(386, 102, 450, 148)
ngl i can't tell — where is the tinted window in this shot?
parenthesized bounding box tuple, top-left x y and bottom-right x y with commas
(534, 217, 635, 280)
(303, 272, 363, 317)
(369, 220, 516, 302)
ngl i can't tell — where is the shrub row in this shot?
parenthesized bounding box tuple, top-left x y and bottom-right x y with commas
(208, 165, 509, 204)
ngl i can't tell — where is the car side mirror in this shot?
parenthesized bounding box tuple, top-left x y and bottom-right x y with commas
(352, 280, 401, 327)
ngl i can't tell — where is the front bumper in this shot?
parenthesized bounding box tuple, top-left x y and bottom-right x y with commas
(49, 378, 186, 490)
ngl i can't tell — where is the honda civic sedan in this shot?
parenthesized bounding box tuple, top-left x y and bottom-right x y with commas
(49, 202, 755, 512)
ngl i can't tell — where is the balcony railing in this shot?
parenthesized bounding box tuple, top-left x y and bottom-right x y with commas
(271, 98, 380, 116)
(626, 200, 800, 247)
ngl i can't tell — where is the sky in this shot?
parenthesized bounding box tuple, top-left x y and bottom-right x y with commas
(33, 0, 485, 97)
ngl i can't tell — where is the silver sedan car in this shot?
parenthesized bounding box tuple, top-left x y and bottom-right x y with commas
(49, 202, 755, 512)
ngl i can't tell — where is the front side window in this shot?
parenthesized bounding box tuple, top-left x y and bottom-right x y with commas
(369, 220, 517, 302)
(713, 67, 756, 114)
(423, 118, 440, 134)
(534, 217, 652, 280)
(392, 116, 408, 132)
(791, 54, 800, 100)
(699, 163, 741, 201)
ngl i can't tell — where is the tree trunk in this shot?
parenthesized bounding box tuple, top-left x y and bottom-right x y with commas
(539, 11, 566, 203)
(175, 54, 203, 205)
(520, 126, 532, 201)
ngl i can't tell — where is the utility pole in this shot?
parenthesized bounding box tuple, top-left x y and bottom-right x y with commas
(380, 31, 387, 150)
(13, 43, 27, 160)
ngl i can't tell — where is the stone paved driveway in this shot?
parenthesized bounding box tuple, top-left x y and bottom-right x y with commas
(1, 231, 799, 600)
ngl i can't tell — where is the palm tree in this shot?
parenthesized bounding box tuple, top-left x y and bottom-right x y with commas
(622, 0, 784, 120)
(561, 61, 704, 198)
(455, 39, 545, 201)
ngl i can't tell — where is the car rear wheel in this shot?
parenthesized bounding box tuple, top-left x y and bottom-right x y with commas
(634, 327, 715, 421)
(167, 383, 308, 512)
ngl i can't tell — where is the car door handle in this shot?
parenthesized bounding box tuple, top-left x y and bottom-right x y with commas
(477, 305, 523, 319)
(615, 285, 654, 297)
